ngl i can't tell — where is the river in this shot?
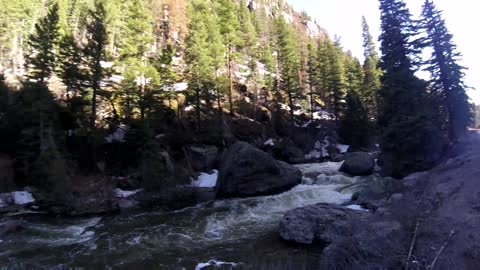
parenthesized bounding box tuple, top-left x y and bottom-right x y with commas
(0, 162, 374, 269)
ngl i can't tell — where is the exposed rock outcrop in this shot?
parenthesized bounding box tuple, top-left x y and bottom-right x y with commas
(280, 134, 480, 269)
(350, 177, 404, 210)
(339, 152, 375, 176)
(279, 203, 365, 244)
(185, 144, 219, 171)
(216, 142, 302, 197)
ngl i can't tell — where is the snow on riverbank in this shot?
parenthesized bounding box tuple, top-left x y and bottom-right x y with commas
(0, 191, 35, 207)
(195, 260, 238, 270)
(191, 170, 219, 188)
(114, 188, 143, 198)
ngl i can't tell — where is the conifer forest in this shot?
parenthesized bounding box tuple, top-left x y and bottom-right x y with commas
(0, 0, 478, 269)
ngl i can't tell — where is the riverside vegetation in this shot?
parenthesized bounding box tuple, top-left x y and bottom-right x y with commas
(0, 0, 478, 269)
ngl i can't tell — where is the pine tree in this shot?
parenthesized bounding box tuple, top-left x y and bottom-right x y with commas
(361, 16, 382, 120)
(275, 17, 301, 127)
(315, 38, 330, 108)
(57, 32, 90, 129)
(306, 41, 318, 121)
(83, 1, 108, 129)
(215, 0, 241, 116)
(328, 38, 346, 120)
(339, 90, 369, 149)
(185, 0, 215, 127)
(25, 3, 60, 84)
(206, 12, 226, 120)
(238, 0, 259, 58)
(344, 52, 364, 95)
(119, 0, 157, 121)
(378, 0, 442, 177)
(418, 0, 472, 140)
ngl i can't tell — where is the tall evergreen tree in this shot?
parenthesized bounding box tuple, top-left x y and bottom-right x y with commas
(57, 32, 89, 129)
(25, 3, 60, 84)
(306, 41, 319, 121)
(378, 0, 442, 177)
(83, 1, 108, 129)
(119, 0, 157, 121)
(328, 38, 347, 120)
(206, 11, 226, 120)
(215, 0, 241, 116)
(185, 0, 215, 127)
(275, 17, 300, 127)
(361, 16, 382, 120)
(418, 0, 472, 140)
(315, 38, 330, 109)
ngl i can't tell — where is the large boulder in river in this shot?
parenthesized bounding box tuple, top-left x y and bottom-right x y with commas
(216, 142, 301, 197)
(279, 203, 365, 244)
(339, 152, 375, 176)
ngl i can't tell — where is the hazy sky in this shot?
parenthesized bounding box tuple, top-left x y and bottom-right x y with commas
(288, 0, 479, 104)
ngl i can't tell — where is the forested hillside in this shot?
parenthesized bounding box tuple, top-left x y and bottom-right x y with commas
(0, 0, 474, 213)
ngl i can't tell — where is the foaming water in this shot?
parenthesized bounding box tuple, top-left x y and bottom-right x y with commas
(1, 162, 368, 269)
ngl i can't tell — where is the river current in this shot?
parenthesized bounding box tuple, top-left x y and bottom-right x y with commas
(0, 161, 373, 269)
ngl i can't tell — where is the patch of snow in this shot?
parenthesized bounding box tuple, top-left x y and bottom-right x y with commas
(114, 188, 142, 198)
(192, 170, 218, 188)
(293, 109, 303, 116)
(313, 110, 335, 120)
(184, 105, 195, 112)
(100, 61, 113, 68)
(280, 103, 291, 111)
(195, 260, 238, 270)
(264, 139, 275, 146)
(346, 204, 367, 211)
(12, 191, 35, 205)
(174, 82, 188, 92)
(105, 124, 129, 143)
(336, 144, 350, 153)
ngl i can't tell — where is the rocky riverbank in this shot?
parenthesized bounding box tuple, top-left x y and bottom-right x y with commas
(279, 133, 480, 269)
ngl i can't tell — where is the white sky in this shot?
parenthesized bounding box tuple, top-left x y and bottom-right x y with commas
(288, 0, 479, 104)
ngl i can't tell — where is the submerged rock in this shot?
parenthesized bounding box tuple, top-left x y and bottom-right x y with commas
(0, 220, 23, 237)
(216, 142, 302, 197)
(339, 152, 375, 176)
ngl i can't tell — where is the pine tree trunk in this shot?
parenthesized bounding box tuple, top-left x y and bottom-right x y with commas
(215, 70, 222, 121)
(288, 91, 295, 132)
(195, 86, 201, 130)
(309, 83, 314, 122)
(227, 46, 234, 117)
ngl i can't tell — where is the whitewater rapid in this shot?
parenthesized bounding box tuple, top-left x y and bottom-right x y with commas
(0, 161, 373, 269)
